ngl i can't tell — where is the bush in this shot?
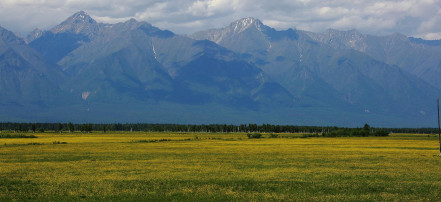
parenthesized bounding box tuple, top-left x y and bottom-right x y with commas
(28, 143, 43, 145)
(323, 129, 349, 137)
(0, 134, 37, 138)
(323, 128, 389, 137)
(373, 130, 389, 136)
(247, 133, 262, 139)
(269, 133, 279, 138)
(132, 139, 172, 143)
(301, 133, 319, 138)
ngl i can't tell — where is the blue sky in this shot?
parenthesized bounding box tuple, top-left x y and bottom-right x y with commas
(1, 0, 440, 39)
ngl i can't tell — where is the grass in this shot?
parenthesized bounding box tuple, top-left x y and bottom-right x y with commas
(1, 132, 441, 201)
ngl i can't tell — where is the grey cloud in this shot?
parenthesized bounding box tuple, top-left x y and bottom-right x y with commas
(0, 0, 440, 39)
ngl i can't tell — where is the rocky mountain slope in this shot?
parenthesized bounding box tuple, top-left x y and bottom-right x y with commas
(306, 29, 441, 89)
(191, 18, 440, 125)
(0, 12, 439, 126)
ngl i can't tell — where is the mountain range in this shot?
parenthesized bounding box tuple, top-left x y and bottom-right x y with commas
(0, 11, 439, 127)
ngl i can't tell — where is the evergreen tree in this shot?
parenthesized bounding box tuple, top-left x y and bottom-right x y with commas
(31, 124, 36, 133)
(363, 123, 371, 131)
(57, 123, 63, 133)
(68, 122, 74, 132)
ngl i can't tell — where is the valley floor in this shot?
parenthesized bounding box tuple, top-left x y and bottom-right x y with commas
(1, 132, 441, 201)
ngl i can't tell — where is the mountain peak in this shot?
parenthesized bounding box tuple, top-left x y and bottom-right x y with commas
(230, 17, 264, 33)
(123, 18, 147, 27)
(116, 18, 158, 32)
(26, 28, 44, 43)
(51, 11, 98, 34)
(67, 11, 96, 24)
(0, 26, 24, 45)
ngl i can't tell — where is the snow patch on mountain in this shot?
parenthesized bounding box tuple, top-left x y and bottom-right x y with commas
(50, 11, 99, 34)
(231, 17, 264, 33)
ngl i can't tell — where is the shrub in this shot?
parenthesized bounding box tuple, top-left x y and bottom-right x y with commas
(132, 139, 172, 143)
(269, 133, 279, 138)
(247, 133, 262, 139)
(0, 134, 37, 138)
(323, 128, 389, 137)
(301, 133, 320, 138)
(323, 129, 349, 137)
(373, 130, 389, 136)
(28, 143, 43, 145)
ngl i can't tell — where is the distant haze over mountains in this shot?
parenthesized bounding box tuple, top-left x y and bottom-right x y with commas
(0, 11, 440, 127)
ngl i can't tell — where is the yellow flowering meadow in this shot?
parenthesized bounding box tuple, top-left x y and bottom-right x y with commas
(1, 132, 441, 201)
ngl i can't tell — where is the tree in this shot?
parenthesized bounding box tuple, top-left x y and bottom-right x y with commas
(16, 124, 22, 132)
(81, 124, 92, 133)
(363, 123, 371, 131)
(57, 123, 63, 133)
(361, 123, 371, 137)
(31, 124, 36, 133)
(68, 122, 74, 132)
(85, 124, 92, 133)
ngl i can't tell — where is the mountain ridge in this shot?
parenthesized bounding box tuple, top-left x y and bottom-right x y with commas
(305, 28, 441, 89)
(190, 18, 440, 125)
(0, 13, 439, 127)
(32, 13, 293, 111)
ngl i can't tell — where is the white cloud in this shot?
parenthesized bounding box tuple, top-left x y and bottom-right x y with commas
(416, 32, 441, 40)
(0, 0, 440, 39)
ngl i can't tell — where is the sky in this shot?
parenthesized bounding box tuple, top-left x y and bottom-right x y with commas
(1, 0, 441, 39)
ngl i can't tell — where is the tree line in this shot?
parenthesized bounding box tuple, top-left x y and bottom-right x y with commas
(322, 124, 389, 137)
(0, 122, 436, 134)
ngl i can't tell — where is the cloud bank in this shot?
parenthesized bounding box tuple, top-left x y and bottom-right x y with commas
(1, 0, 440, 39)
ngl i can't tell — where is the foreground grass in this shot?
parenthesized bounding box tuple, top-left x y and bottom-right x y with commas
(1, 132, 441, 201)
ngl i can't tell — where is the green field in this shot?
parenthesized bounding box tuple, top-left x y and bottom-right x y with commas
(1, 132, 441, 201)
